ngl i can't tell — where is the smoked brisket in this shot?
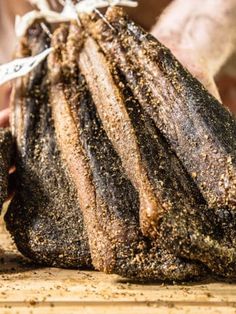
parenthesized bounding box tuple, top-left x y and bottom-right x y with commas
(5, 6, 236, 280)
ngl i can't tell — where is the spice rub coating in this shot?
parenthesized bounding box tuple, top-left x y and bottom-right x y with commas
(48, 22, 205, 281)
(89, 7, 236, 212)
(83, 7, 236, 277)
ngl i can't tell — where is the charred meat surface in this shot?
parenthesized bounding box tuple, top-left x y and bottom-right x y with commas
(79, 35, 205, 238)
(5, 22, 91, 268)
(47, 22, 205, 281)
(89, 7, 236, 211)
(0, 129, 13, 209)
(82, 8, 236, 277)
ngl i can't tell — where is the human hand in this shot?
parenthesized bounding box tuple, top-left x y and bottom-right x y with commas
(0, 0, 31, 125)
(151, 0, 236, 112)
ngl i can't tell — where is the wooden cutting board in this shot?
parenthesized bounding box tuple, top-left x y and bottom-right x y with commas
(0, 217, 236, 314)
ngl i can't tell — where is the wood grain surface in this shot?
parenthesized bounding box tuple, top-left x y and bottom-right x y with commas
(0, 215, 236, 314)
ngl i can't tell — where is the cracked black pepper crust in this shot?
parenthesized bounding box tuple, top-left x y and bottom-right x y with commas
(89, 7, 236, 211)
(5, 8, 236, 281)
(46, 22, 206, 281)
(81, 7, 236, 277)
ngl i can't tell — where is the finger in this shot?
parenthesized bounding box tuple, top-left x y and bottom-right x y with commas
(0, 108, 10, 128)
(216, 74, 236, 114)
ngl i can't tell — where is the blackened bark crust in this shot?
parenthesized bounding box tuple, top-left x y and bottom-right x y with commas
(5, 23, 91, 268)
(82, 8, 236, 277)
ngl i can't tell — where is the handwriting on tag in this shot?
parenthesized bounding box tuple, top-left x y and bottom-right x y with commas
(0, 48, 53, 86)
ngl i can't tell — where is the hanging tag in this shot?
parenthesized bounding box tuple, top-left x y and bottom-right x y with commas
(76, 0, 138, 13)
(0, 48, 53, 86)
(16, 0, 138, 37)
